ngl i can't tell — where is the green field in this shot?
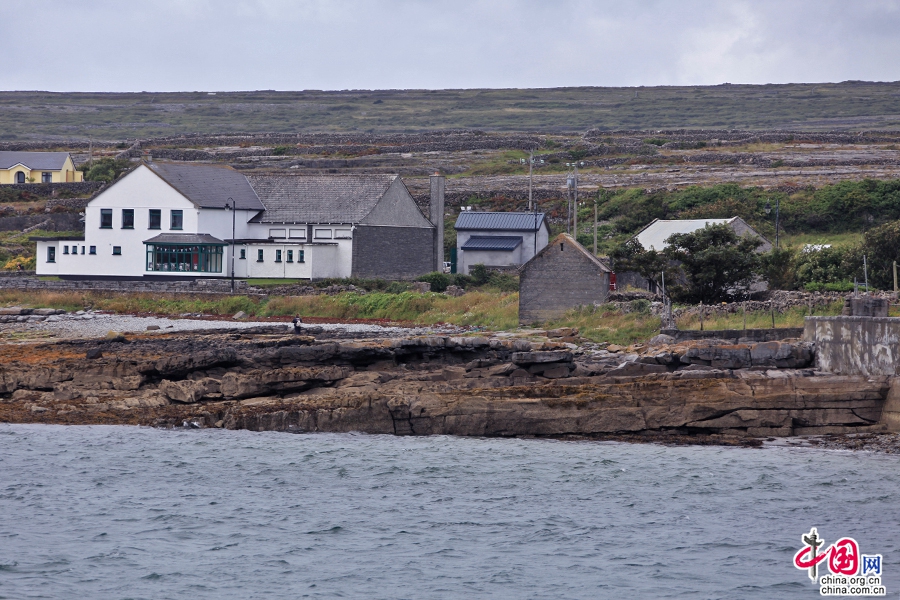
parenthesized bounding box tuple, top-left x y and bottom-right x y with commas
(4, 81, 900, 141)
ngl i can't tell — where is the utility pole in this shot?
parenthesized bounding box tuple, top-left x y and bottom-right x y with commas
(226, 197, 236, 294)
(528, 149, 533, 211)
(566, 162, 582, 239)
(593, 189, 599, 255)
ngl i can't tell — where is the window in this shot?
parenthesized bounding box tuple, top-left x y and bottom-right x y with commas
(149, 209, 161, 230)
(89, 246, 96, 255)
(170, 210, 183, 230)
(269, 229, 286, 238)
(122, 209, 134, 229)
(286, 249, 293, 262)
(288, 228, 306, 239)
(145, 244, 223, 273)
(257, 249, 264, 262)
(47, 247, 56, 262)
(335, 228, 352, 239)
(100, 209, 113, 229)
(15, 171, 25, 184)
(81, 246, 85, 255)
(275, 249, 282, 262)
(298, 250, 305, 263)
(41, 172, 52, 183)
(112, 246, 122, 255)
(239, 248, 246, 259)
(63, 245, 69, 254)
(314, 228, 332, 239)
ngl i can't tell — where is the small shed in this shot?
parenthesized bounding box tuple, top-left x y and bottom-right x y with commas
(454, 211, 549, 275)
(519, 233, 612, 325)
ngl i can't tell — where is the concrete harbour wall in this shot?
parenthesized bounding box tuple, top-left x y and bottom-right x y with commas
(804, 316, 900, 376)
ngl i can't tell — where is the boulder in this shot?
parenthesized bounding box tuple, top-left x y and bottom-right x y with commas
(511, 350, 574, 365)
(605, 362, 668, 377)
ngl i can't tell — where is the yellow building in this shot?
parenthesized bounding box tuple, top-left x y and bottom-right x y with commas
(0, 151, 83, 184)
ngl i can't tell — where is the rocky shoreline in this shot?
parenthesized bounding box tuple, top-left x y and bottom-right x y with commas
(2, 324, 897, 451)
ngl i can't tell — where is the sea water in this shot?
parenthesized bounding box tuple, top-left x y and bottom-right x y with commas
(0, 424, 898, 599)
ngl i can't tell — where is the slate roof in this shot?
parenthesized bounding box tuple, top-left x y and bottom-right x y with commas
(633, 218, 735, 251)
(523, 233, 612, 272)
(143, 233, 226, 245)
(247, 174, 397, 223)
(0, 151, 72, 170)
(454, 212, 546, 231)
(148, 162, 264, 211)
(461, 236, 523, 251)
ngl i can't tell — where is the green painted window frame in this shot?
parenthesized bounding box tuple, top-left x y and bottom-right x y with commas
(145, 243, 224, 273)
(100, 209, 113, 229)
(148, 209, 161, 230)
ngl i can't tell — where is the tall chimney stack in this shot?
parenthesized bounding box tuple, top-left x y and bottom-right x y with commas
(430, 172, 445, 272)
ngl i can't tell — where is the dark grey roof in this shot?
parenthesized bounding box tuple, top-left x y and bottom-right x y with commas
(247, 174, 396, 223)
(0, 151, 72, 170)
(143, 233, 226, 245)
(461, 235, 523, 251)
(454, 212, 546, 231)
(148, 162, 264, 211)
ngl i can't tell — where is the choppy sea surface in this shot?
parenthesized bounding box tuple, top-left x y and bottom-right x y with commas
(0, 425, 898, 600)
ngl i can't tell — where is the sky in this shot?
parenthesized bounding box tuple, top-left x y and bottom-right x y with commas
(2, 0, 900, 92)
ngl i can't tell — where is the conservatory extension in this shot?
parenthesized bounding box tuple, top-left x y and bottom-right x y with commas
(144, 234, 225, 273)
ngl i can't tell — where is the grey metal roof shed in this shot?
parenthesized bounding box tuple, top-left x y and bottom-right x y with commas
(454, 212, 546, 231)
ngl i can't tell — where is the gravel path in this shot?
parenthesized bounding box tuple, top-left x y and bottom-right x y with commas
(4, 312, 458, 340)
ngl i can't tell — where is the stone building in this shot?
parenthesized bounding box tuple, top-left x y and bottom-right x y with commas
(519, 233, 612, 325)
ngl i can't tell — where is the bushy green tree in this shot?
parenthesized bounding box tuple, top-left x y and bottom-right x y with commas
(663, 224, 763, 303)
(861, 220, 900, 290)
(759, 247, 798, 290)
(80, 158, 131, 183)
(794, 245, 860, 289)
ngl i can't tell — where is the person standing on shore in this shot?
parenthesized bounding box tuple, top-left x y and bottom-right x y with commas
(291, 315, 303, 334)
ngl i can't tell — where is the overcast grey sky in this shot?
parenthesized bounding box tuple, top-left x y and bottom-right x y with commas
(2, 0, 899, 91)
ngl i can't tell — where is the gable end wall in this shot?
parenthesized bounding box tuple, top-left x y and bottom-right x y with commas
(519, 242, 609, 324)
(351, 225, 434, 280)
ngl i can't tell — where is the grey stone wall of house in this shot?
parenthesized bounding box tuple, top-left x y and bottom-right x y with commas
(519, 242, 609, 325)
(660, 327, 804, 343)
(351, 225, 434, 280)
(0, 276, 254, 295)
(804, 316, 900, 376)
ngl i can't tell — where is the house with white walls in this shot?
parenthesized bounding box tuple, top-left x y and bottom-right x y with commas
(34, 161, 439, 280)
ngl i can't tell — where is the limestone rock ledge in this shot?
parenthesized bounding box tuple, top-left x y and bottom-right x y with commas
(0, 330, 890, 438)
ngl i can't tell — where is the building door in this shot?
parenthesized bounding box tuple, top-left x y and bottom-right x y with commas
(15, 171, 25, 183)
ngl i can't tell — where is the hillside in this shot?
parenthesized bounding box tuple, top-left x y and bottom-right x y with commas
(3, 81, 900, 141)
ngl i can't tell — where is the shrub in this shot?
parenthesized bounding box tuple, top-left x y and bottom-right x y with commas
(469, 264, 490, 285)
(416, 271, 450, 292)
(272, 146, 290, 156)
(643, 138, 669, 146)
(630, 298, 651, 314)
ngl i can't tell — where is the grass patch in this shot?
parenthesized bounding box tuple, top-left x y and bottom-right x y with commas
(0, 290, 519, 329)
(675, 301, 845, 330)
(542, 304, 662, 346)
(780, 232, 863, 248)
(244, 278, 304, 287)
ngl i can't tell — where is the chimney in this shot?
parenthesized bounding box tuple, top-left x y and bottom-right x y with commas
(430, 172, 445, 272)
(142, 150, 152, 164)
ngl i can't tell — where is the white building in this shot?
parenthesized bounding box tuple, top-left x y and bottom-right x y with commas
(454, 212, 550, 274)
(34, 162, 439, 280)
(633, 217, 772, 252)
